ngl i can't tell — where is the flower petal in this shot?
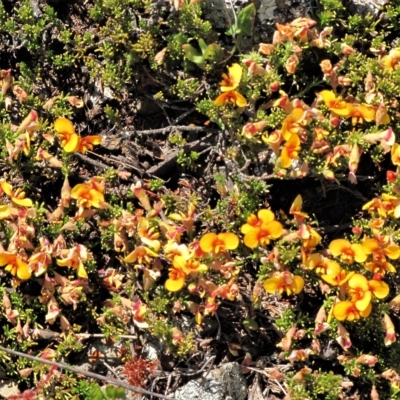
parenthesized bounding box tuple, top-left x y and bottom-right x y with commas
(54, 117, 75, 134)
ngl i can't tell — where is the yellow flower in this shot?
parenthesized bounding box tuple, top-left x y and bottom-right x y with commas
(264, 271, 304, 296)
(0, 252, 31, 280)
(214, 90, 247, 107)
(165, 264, 187, 292)
(320, 261, 354, 287)
(347, 103, 376, 126)
(0, 180, 32, 207)
(329, 238, 367, 264)
(54, 117, 79, 152)
(56, 244, 90, 278)
(219, 63, 242, 92)
(281, 108, 304, 141)
(242, 210, 283, 249)
(333, 300, 371, 321)
(280, 133, 301, 169)
(391, 142, 400, 166)
(71, 180, 105, 209)
(199, 232, 239, 254)
(289, 194, 309, 223)
(319, 90, 351, 117)
(304, 254, 340, 275)
(75, 135, 102, 154)
(347, 273, 372, 312)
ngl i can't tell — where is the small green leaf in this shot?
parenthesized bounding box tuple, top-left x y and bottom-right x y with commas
(203, 43, 223, 62)
(89, 383, 105, 400)
(104, 385, 126, 399)
(227, 3, 256, 38)
(182, 44, 206, 69)
(198, 38, 208, 54)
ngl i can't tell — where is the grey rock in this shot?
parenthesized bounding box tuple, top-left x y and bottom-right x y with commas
(344, 0, 388, 17)
(174, 362, 247, 400)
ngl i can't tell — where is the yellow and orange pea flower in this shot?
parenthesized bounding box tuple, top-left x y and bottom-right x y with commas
(289, 194, 309, 224)
(304, 253, 341, 275)
(391, 142, 400, 167)
(219, 63, 242, 92)
(214, 90, 247, 107)
(137, 217, 161, 251)
(57, 244, 90, 278)
(281, 108, 305, 141)
(329, 238, 367, 264)
(381, 48, 400, 71)
(71, 180, 106, 210)
(319, 90, 351, 117)
(123, 245, 158, 265)
(320, 261, 354, 287)
(0, 180, 33, 208)
(0, 252, 31, 280)
(363, 237, 400, 261)
(362, 196, 392, 219)
(332, 273, 389, 322)
(241, 209, 283, 248)
(214, 63, 247, 107)
(298, 224, 321, 253)
(347, 103, 376, 126)
(199, 232, 239, 254)
(165, 255, 208, 292)
(264, 271, 304, 296)
(280, 133, 301, 169)
(333, 300, 372, 322)
(54, 117, 101, 153)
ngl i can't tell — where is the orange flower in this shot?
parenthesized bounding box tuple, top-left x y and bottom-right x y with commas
(0, 252, 31, 280)
(329, 238, 367, 264)
(280, 133, 301, 168)
(333, 300, 372, 321)
(319, 90, 351, 117)
(0, 180, 32, 207)
(199, 232, 239, 254)
(214, 90, 247, 107)
(264, 271, 304, 296)
(54, 117, 79, 152)
(219, 63, 242, 92)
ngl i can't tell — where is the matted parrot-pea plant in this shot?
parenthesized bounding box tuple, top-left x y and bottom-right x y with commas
(2, 0, 400, 398)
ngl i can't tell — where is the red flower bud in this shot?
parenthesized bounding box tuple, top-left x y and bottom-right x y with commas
(270, 82, 280, 91)
(387, 170, 398, 183)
